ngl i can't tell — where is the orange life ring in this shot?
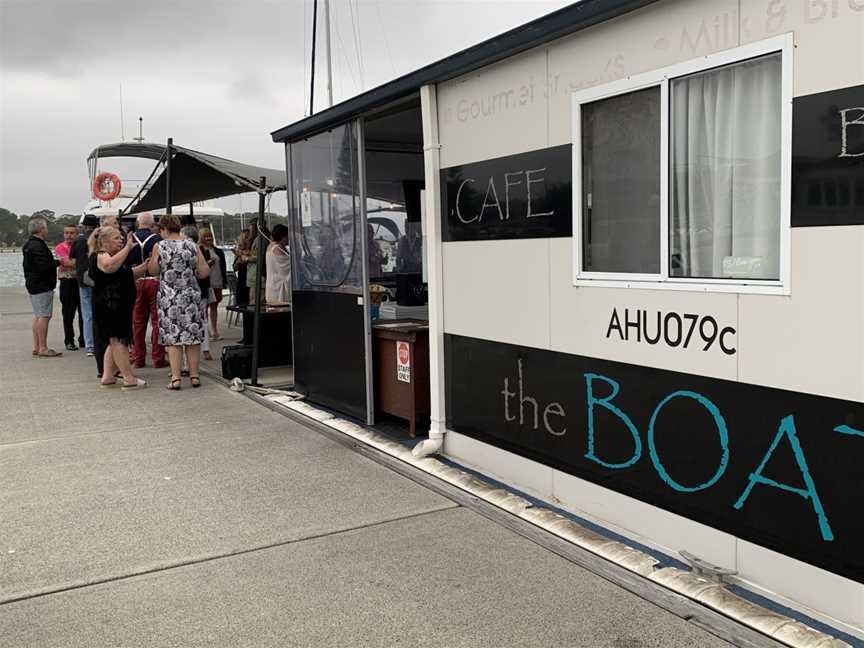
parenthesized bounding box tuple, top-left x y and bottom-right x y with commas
(93, 172, 121, 201)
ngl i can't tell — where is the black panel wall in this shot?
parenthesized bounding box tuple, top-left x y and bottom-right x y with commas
(292, 290, 367, 421)
(445, 334, 864, 583)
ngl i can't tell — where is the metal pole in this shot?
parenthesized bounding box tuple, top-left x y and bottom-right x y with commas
(165, 138, 173, 215)
(250, 176, 266, 385)
(356, 119, 374, 425)
(309, 0, 318, 116)
(284, 143, 296, 383)
(188, 202, 194, 226)
(324, 0, 333, 107)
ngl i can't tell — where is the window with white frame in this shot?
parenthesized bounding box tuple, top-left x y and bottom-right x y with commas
(572, 35, 792, 293)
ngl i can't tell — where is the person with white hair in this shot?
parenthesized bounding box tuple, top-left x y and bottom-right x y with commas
(22, 217, 62, 357)
(128, 212, 166, 368)
(88, 226, 148, 389)
(100, 214, 120, 230)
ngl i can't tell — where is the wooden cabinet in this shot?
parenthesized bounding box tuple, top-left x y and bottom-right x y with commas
(372, 320, 430, 437)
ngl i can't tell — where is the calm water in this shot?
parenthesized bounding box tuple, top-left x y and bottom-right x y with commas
(0, 252, 23, 288)
(1, 249, 236, 288)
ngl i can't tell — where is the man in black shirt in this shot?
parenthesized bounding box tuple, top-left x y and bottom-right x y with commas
(70, 216, 97, 355)
(22, 217, 61, 357)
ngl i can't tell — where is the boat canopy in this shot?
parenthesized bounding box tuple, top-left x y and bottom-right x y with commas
(87, 142, 167, 163)
(88, 141, 287, 215)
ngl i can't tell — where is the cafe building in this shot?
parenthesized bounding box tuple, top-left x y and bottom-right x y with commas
(272, 0, 864, 635)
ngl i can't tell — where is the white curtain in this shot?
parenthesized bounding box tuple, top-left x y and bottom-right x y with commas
(671, 54, 782, 280)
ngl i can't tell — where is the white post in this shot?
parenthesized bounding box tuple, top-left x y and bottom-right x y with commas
(414, 84, 446, 457)
(324, 0, 333, 108)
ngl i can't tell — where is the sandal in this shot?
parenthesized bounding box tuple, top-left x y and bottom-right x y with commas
(166, 378, 182, 391)
(37, 349, 63, 358)
(122, 378, 147, 391)
(189, 376, 201, 388)
(100, 380, 119, 388)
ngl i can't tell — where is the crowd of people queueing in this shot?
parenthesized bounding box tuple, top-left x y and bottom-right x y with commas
(21, 212, 228, 391)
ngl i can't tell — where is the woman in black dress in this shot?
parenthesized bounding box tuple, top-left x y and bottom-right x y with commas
(88, 226, 148, 389)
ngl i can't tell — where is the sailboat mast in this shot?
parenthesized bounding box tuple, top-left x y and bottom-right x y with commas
(309, 0, 317, 115)
(324, 0, 333, 107)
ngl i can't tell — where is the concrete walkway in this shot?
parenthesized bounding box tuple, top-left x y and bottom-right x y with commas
(0, 287, 735, 647)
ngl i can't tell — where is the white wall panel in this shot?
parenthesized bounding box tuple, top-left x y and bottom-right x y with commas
(442, 239, 551, 349)
(548, 239, 739, 380)
(552, 469, 737, 570)
(547, 0, 741, 146)
(443, 430, 554, 499)
(739, 0, 864, 97)
(431, 0, 863, 631)
(739, 228, 863, 400)
(438, 49, 548, 169)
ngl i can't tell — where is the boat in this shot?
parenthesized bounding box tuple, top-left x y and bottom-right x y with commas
(83, 142, 228, 243)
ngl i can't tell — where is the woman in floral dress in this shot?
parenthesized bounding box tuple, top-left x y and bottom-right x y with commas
(146, 214, 210, 390)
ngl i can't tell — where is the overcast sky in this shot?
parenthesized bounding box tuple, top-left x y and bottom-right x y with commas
(0, 0, 570, 216)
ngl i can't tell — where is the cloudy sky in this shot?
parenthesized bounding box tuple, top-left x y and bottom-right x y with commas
(0, 0, 570, 216)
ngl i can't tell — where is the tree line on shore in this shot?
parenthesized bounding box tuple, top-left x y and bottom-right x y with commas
(0, 208, 287, 248)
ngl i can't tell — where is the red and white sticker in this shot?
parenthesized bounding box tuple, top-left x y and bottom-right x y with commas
(397, 341, 411, 383)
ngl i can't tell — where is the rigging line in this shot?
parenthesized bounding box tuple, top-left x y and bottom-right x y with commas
(346, 0, 364, 90)
(333, 9, 360, 95)
(374, 0, 396, 78)
(334, 0, 359, 95)
(354, 0, 366, 86)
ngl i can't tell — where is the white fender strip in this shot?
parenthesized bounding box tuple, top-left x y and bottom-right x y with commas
(268, 395, 851, 648)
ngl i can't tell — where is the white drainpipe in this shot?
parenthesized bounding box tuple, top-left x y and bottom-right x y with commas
(413, 83, 446, 458)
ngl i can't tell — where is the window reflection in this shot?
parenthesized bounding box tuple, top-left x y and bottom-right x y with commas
(290, 125, 361, 292)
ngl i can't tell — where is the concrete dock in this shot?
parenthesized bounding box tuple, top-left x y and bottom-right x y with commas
(0, 286, 736, 647)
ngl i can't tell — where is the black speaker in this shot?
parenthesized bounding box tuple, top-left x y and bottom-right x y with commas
(221, 344, 253, 380)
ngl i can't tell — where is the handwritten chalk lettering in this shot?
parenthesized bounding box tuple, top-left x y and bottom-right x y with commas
(454, 80, 537, 123)
(804, 0, 840, 22)
(443, 145, 571, 241)
(765, 0, 787, 32)
(501, 359, 568, 437)
(648, 390, 730, 492)
(767, 0, 864, 31)
(453, 169, 555, 224)
(679, 11, 737, 54)
(526, 168, 554, 218)
(449, 334, 864, 579)
(800, 0, 864, 20)
(455, 178, 477, 224)
(584, 373, 642, 468)
(839, 107, 864, 157)
(501, 359, 836, 542)
(582, 372, 834, 540)
(504, 172, 523, 220)
(606, 308, 737, 354)
(580, 370, 832, 538)
(734, 415, 834, 541)
(480, 176, 504, 222)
